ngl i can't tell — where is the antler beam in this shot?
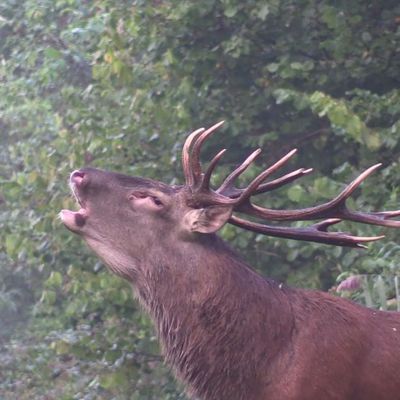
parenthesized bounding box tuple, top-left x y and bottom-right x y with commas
(229, 216, 384, 249)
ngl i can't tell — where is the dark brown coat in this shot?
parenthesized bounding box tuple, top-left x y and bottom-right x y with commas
(60, 123, 400, 400)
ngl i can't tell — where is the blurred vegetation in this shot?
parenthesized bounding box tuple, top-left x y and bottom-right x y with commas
(1, 0, 400, 398)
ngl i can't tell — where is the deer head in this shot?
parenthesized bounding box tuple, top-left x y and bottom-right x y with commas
(60, 121, 400, 266)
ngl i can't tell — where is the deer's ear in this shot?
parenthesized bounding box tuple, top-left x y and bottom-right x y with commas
(183, 206, 232, 234)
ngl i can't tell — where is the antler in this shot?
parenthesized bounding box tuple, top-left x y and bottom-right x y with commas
(182, 122, 400, 248)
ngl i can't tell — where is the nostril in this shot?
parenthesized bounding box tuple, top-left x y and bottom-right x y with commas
(70, 170, 86, 186)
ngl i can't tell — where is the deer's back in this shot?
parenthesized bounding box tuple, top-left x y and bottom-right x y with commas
(260, 290, 400, 400)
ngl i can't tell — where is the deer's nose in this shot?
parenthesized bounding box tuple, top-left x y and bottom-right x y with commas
(70, 170, 86, 186)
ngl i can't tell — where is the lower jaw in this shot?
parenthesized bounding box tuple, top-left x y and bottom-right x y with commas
(59, 208, 87, 230)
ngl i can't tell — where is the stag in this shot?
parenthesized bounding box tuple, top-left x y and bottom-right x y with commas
(60, 121, 400, 400)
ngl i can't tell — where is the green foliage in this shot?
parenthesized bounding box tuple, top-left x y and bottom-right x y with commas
(1, 0, 400, 398)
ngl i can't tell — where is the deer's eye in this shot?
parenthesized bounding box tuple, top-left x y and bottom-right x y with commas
(151, 196, 163, 206)
(128, 192, 163, 206)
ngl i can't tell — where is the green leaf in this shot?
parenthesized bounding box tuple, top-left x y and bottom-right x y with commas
(374, 276, 387, 310)
(287, 185, 305, 203)
(290, 62, 304, 70)
(99, 371, 128, 390)
(257, 5, 270, 20)
(266, 63, 279, 73)
(224, 5, 238, 18)
(40, 290, 56, 305)
(45, 271, 63, 288)
(44, 48, 62, 59)
(364, 131, 381, 150)
(273, 88, 294, 104)
(321, 5, 338, 29)
(51, 340, 71, 355)
(5, 234, 19, 257)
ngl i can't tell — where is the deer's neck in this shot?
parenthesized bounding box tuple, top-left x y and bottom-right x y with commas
(136, 234, 295, 400)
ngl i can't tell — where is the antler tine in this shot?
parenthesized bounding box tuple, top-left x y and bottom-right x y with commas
(254, 168, 313, 194)
(379, 210, 400, 218)
(339, 209, 400, 228)
(229, 215, 386, 248)
(201, 149, 227, 190)
(234, 149, 298, 205)
(217, 149, 262, 197)
(189, 121, 225, 187)
(182, 121, 239, 207)
(312, 218, 343, 232)
(326, 163, 382, 209)
(182, 128, 205, 186)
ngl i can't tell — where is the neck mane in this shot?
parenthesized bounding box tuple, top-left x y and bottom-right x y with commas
(135, 234, 295, 400)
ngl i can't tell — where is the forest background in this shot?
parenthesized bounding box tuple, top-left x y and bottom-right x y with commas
(1, 1, 400, 399)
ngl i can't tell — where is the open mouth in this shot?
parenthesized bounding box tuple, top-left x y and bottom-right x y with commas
(59, 170, 88, 231)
